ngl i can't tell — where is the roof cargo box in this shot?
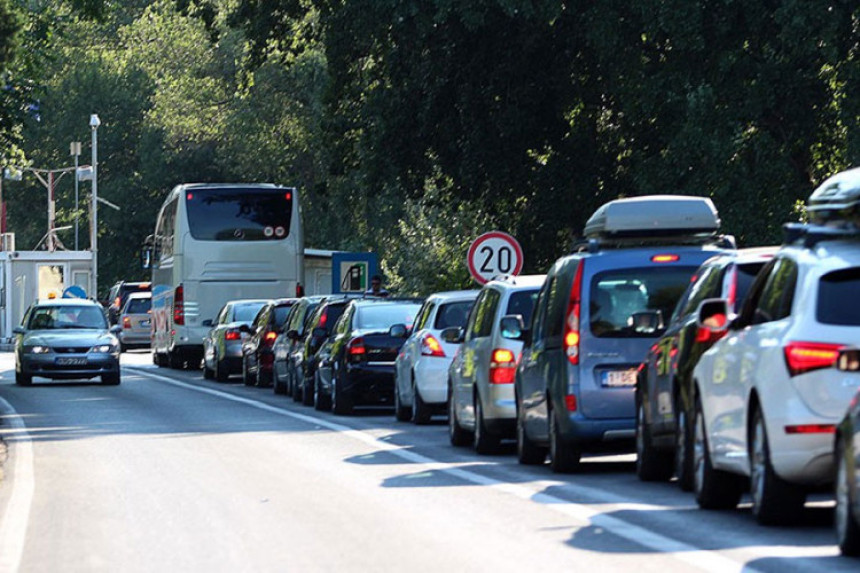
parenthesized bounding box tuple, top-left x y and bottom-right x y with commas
(806, 167, 860, 226)
(584, 195, 720, 239)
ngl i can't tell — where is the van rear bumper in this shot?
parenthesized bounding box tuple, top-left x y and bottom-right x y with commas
(561, 413, 636, 445)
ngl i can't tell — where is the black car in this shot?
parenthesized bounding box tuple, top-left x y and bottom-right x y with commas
(273, 295, 327, 396)
(635, 247, 775, 488)
(241, 298, 297, 387)
(297, 296, 356, 405)
(106, 280, 151, 325)
(836, 347, 860, 557)
(316, 298, 422, 415)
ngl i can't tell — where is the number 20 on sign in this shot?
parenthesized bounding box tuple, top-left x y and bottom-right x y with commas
(467, 231, 524, 284)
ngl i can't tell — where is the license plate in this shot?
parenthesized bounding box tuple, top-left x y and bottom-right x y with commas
(140, 320, 151, 327)
(56, 357, 87, 366)
(602, 369, 637, 387)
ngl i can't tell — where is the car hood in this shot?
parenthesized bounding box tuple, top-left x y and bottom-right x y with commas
(23, 330, 116, 347)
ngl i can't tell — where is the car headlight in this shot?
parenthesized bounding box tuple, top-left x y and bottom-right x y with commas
(91, 344, 115, 353)
(27, 345, 51, 354)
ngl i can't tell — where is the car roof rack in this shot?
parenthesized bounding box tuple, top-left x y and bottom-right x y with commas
(783, 222, 860, 248)
(806, 167, 860, 225)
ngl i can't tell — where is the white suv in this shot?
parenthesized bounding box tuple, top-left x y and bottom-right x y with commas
(394, 290, 478, 424)
(692, 167, 860, 524)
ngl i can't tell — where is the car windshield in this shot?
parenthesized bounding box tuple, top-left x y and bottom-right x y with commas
(28, 305, 107, 330)
(356, 304, 421, 330)
(233, 302, 267, 322)
(590, 267, 695, 338)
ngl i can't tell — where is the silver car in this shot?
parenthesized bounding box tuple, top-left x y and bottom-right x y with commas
(202, 299, 270, 381)
(14, 299, 121, 385)
(117, 292, 152, 351)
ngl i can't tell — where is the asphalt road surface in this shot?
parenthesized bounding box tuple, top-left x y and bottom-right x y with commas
(0, 351, 855, 572)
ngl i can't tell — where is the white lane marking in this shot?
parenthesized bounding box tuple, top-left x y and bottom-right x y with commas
(0, 396, 34, 573)
(130, 368, 760, 572)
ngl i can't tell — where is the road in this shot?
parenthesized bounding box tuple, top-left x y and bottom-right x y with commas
(0, 351, 854, 572)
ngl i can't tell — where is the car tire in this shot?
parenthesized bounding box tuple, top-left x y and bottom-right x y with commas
(119, 342, 127, 354)
(15, 371, 32, 386)
(215, 356, 229, 383)
(517, 401, 547, 465)
(448, 382, 472, 447)
(674, 403, 695, 492)
(635, 395, 674, 482)
(203, 361, 214, 380)
(473, 394, 500, 455)
(549, 407, 581, 473)
(242, 358, 254, 386)
(102, 372, 121, 385)
(411, 379, 432, 425)
(313, 372, 331, 411)
(273, 373, 286, 394)
(168, 350, 183, 369)
(693, 395, 745, 509)
(749, 407, 806, 525)
(836, 437, 860, 556)
(394, 378, 411, 422)
(257, 366, 273, 388)
(291, 369, 303, 402)
(332, 374, 353, 415)
(302, 376, 315, 406)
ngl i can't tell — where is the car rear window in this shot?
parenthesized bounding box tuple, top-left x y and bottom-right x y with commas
(125, 298, 151, 314)
(505, 289, 540, 327)
(274, 304, 294, 328)
(434, 301, 473, 330)
(357, 304, 422, 330)
(590, 267, 696, 338)
(817, 268, 860, 325)
(234, 302, 267, 322)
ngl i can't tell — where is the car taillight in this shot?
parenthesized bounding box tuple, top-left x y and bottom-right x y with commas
(264, 330, 278, 346)
(784, 424, 836, 434)
(564, 262, 584, 365)
(348, 337, 366, 359)
(122, 316, 131, 329)
(225, 330, 241, 341)
(695, 314, 728, 344)
(173, 284, 184, 326)
(421, 334, 445, 357)
(651, 254, 680, 263)
(783, 341, 844, 376)
(490, 348, 516, 384)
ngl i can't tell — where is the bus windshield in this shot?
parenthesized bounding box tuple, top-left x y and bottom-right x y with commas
(185, 187, 293, 241)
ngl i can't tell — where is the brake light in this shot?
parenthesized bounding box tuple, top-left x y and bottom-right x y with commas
(421, 334, 445, 357)
(123, 316, 131, 329)
(651, 254, 680, 263)
(173, 284, 184, 326)
(564, 262, 584, 365)
(565, 395, 577, 412)
(784, 424, 836, 434)
(225, 330, 241, 341)
(296, 283, 305, 297)
(783, 341, 844, 376)
(319, 311, 328, 328)
(490, 348, 516, 384)
(264, 331, 278, 345)
(348, 337, 366, 357)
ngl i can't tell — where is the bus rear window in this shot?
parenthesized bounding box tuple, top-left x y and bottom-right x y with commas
(818, 268, 860, 325)
(185, 187, 293, 241)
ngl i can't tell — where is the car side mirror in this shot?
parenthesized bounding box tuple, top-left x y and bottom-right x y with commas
(286, 329, 300, 340)
(389, 323, 408, 338)
(837, 348, 860, 372)
(13, 326, 26, 335)
(201, 319, 213, 327)
(499, 315, 527, 341)
(238, 324, 252, 334)
(630, 310, 663, 334)
(695, 298, 730, 344)
(441, 326, 464, 344)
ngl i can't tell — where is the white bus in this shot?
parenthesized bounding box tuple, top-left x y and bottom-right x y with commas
(144, 183, 304, 368)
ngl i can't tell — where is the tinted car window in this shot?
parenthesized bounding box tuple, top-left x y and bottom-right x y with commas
(590, 267, 696, 338)
(752, 258, 797, 325)
(356, 304, 421, 330)
(818, 267, 860, 325)
(680, 264, 721, 317)
(734, 262, 767, 309)
(274, 305, 293, 328)
(125, 298, 151, 314)
(234, 302, 266, 322)
(433, 301, 473, 330)
(185, 187, 293, 241)
(506, 289, 539, 327)
(473, 289, 501, 338)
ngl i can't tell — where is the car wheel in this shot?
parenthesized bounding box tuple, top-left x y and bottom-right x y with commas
(203, 360, 214, 380)
(448, 382, 472, 447)
(313, 372, 331, 411)
(168, 349, 183, 369)
(473, 394, 500, 455)
(273, 368, 286, 395)
(394, 377, 411, 422)
(215, 356, 229, 383)
(836, 437, 860, 556)
(15, 371, 32, 386)
(635, 394, 674, 482)
(412, 379, 432, 425)
(257, 365, 273, 388)
(242, 358, 254, 386)
(102, 372, 121, 385)
(516, 401, 547, 465)
(302, 376, 315, 406)
(152, 351, 159, 366)
(549, 407, 581, 473)
(674, 403, 695, 492)
(693, 394, 745, 509)
(749, 407, 806, 525)
(291, 370, 303, 402)
(332, 374, 353, 415)
(119, 342, 127, 353)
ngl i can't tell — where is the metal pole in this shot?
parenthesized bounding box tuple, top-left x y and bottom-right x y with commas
(90, 114, 100, 300)
(71, 142, 80, 250)
(47, 171, 55, 251)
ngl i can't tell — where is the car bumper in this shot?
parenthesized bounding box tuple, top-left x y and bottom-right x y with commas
(483, 383, 516, 422)
(413, 357, 451, 404)
(20, 353, 120, 379)
(343, 363, 395, 405)
(119, 330, 151, 346)
(560, 411, 636, 445)
(766, 412, 839, 485)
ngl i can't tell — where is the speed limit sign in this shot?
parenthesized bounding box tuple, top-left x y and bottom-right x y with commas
(467, 231, 524, 284)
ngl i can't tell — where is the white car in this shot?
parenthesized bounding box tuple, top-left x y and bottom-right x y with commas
(394, 290, 478, 424)
(691, 168, 860, 525)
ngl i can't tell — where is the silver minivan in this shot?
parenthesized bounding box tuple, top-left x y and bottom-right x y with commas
(445, 275, 545, 454)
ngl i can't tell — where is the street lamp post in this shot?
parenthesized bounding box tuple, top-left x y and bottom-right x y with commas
(90, 114, 100, 301)
(70, 141, 81, 250)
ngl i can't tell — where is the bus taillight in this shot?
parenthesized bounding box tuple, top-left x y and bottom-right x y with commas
(173, 284, 185, 326)
(296, 283, 305, 297)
